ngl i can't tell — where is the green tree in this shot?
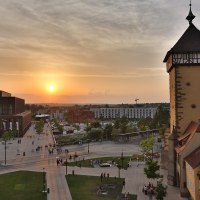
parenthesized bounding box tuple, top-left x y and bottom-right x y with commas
(88, 128, 103, 140)
(120, 122, 127, 134)
(103, 124, 113, 139)
(91, 121, 101, 128)
(139, 136, 155, 160)
(151, 105, 169, 129)
(155, 180, 167, 200)
(144, 159, 160, 179)
(35, 120, 44, 135)
(114, 116, 129, 134)
(2, 130, 14, 141)
(58, 124, 63, 134)
(114, 118, 120, 129)
(111, 128, 121, 139)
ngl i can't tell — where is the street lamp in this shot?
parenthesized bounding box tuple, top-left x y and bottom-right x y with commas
(16, 121, 20, 155)
(4, 138, 7, 165)
(121, 152, 124, 169)
(2, 119, 7, 165)
(87, 139, 90, 154)
(42, 168, 46, 192)
(65, 158, 68, 175)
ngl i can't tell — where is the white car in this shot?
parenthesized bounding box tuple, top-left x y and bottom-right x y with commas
(100, 163, 112, 167)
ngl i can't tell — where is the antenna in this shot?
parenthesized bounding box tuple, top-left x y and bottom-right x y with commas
(135, 98, 139, 104)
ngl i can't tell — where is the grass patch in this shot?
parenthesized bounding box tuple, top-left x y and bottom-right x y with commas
(14, 184, 25, 190)
(67, 156, 131, 169)
(0, 171, 47, 200)
(66, 174, 137, 200)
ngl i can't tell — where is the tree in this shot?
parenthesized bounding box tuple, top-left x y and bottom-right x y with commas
(114, 116, 129, 133)
(144, 160, 160, 179)
(91, 121, 101, 128)
(120, 122, 127, 134)
(2, 130, 14, 141)
(114, 118, 120, 129)
(103, 124, 113, 139)
(155, 180, 167, 200)
(35, 120, 44, 135)
(139, 136, 155, 160)
(88, 128, 103, 140)
(151, 105, 169, 129)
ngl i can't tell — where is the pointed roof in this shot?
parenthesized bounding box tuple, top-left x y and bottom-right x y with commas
(163, 2, 200, 62)
(186, 0, 195, 24)
(164, 24, 200, 62)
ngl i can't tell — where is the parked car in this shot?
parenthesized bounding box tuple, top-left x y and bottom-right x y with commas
(100, 163, 112, 167)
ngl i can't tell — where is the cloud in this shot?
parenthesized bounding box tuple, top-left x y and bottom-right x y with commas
(0, 0, 199, 103)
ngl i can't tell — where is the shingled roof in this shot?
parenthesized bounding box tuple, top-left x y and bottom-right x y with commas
(164, 23, 200, 62)
(175, 121, 200, 154)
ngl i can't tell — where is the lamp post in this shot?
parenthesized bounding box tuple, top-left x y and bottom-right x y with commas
(87, 139, 90, 154)
(4, 139, 7, 165)
(121, 152, 124, 169)
(65, 158, 68, 175)
(43, 168, 46, 192)
(16, 120, 20, 155)
(2, 119, 8, 165)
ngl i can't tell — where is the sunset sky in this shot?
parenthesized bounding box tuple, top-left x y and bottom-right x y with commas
(0, 0, 200, 104)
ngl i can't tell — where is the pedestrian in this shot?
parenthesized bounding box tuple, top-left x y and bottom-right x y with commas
(100, 173, 103, 182)
(107, 173, 109, 179)
(103, 173, 106, 178)
(144, 185, 147, 195)
(127, 192, 130, 200)
(124, 192, 127, 199)
(123, 180, 125, 188)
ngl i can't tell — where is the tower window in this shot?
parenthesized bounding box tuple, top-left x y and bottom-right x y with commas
(191, 104, 196, 109)
(186, 82, 191, 86)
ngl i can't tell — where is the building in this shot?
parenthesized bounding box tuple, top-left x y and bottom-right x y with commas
(185, 146, 200, 200)
(90, 105, 157, 120)
(0, 91, 31, 137)
(164, 4, 200, 135)
(66, 107, 95, 123)
(164, 3, 200, 199)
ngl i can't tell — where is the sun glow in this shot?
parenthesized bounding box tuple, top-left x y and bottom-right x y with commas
(49, 85, 55, 92)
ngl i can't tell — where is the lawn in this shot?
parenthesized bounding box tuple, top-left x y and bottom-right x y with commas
(0, 171, 47, 200)
(66, 174, 137, 200)
(67, 156, 132, 169)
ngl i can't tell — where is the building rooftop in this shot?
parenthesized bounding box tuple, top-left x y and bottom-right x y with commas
(164, 3, 200, 62)
(164, 23, 200, 62)
(185, 146, 200, 169)
(175, 121, 200, 153)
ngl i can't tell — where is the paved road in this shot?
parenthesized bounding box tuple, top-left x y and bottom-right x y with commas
(0, 125, 186, 200)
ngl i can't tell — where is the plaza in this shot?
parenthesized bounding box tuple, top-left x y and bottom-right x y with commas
(0, 122, 186, 200)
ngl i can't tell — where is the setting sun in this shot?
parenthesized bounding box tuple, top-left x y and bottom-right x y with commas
(49, 85, 55, 92)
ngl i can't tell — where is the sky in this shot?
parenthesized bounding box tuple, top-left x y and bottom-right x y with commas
(0, 0, 200, 104)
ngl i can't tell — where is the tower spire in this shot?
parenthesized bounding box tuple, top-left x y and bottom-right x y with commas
(186, 0, 195, 24)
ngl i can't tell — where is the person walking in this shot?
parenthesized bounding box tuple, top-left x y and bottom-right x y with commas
(123, 180, 125, 188)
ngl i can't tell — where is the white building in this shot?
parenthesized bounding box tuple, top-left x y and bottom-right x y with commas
(90, 106, 157, 119)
